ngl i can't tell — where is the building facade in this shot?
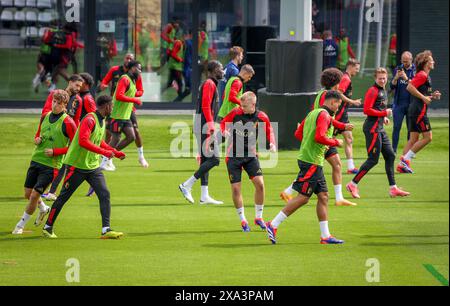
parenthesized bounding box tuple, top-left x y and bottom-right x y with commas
(0, 0, 447, 109)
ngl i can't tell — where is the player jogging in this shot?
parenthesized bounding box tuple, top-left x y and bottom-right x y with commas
(266, 91, 345, 245)
(100, 53, 148, 170)
(336, 59, 362, 174)
(397, 50, 441, 174)
(179, 61, 224, 205)
(281, 68, 357, 207)
(42, 96, 126, 239)
(42, 73, 97, 202)
(346, 68, 410, 199)
(100, 61, 143, 172)
(39, 74, 83, 202)
(13, 90, 76, 234)
(220, 92, 276, 232)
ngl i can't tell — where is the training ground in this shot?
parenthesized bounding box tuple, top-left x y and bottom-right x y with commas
(0, 115, 448, 286)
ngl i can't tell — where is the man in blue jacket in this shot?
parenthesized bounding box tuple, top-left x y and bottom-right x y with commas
(218, 46, 244, 108)
(323, 30, 339, 70)
(390, 51, 415, 153)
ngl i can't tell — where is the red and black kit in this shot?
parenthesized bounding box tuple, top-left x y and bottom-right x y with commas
(310, 90, 347, 158)
(408, 71, 433, 133)
(335, 72, 353, 134)
(26, 112, 77, 195)
(71, 91, 97, 126)
(221, 108, 275, 184)
(352, 84, 396, 186)
(293, 161, 328, 197)
(193, 78, 220, 186)
(101, 65, 144, 97)
(46, 112, 120, 231)
(293, 107, 341, 197)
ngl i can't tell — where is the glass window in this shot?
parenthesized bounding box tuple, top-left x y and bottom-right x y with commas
(314, 0, 398, 99)
(0, 0, 86, 102)
(2, 0, 398, 106)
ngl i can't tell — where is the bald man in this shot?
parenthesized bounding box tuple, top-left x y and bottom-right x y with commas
(220, 92, 276, 232)
(390, 51, 416, 153)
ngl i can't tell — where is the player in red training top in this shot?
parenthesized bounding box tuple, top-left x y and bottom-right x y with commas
(397, 50, 442, 174)
(179, 61, 224, 205)
(100, 53, 148, 170)
(346, 68, 410, 199)
(220, 91, 277, 232)
(336, 59, 363, 174)
(13, 90, 76, 235)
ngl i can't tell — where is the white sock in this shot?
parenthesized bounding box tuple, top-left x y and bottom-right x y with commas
(201, 186, 209, 201)
(284, 184, 295, 196)
(319, 221, 331, 239)
(271, 211, 288, 228)
(255, 205, 264, 219)
(102, 227, 110, 235)
(237, 207, 247, 222)
(347, 159, 355, 170)
(137, 147, 144, 158)
(404, 150, 416, 161)
(334, 185, 344, 201)
(17, 212, 32, 229)
(38, 200, 48, 212)
(390, 185, 397, 190)
(183, 176, 197, 189)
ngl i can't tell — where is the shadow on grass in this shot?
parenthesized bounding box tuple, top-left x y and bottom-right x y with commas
(263, 172, 299, 176)
(0, 232, 109, 241)
(113, 203, 191, 208)
(0, 197, 24, 202)
(152, 170, 200, 173)
(203, 243, 274, 249)
(127, 230, 238, 237)
(202, 242, 316, 248)
(112, 203, 286, 208)
(360, 242, 448, 246)
(360, 234, 449, 239)
(342, 200, 450, 205)
(0, 235, 42, 241)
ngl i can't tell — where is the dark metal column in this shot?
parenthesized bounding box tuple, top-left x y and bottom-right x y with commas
(396, 0, 410, 62)
(191, 0, 200, 105)
(84, 0, 97, 81)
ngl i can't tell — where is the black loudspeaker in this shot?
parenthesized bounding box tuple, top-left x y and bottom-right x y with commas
(266, 39, 323, 94)
(231, 26, 277, 51)
(231, 26, 277, 92)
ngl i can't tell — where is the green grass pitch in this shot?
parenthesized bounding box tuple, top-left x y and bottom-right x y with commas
(0, 114, 448, 286)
